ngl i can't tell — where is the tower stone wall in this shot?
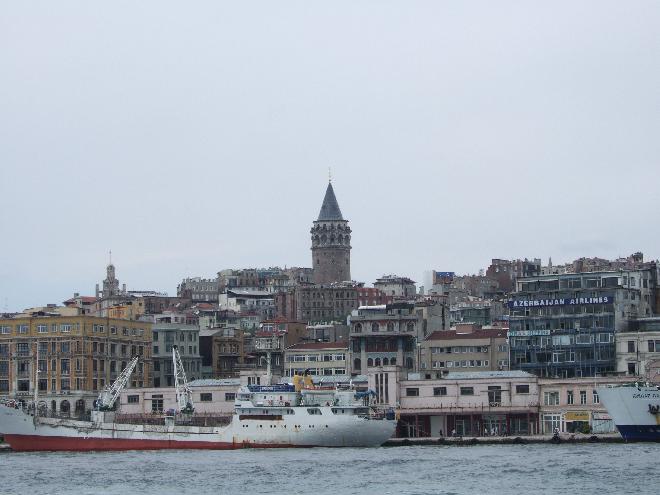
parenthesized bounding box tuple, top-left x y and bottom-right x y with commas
(311, 182, 351, 284)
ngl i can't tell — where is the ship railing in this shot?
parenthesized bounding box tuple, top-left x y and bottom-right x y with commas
(114, 413, 232, 427)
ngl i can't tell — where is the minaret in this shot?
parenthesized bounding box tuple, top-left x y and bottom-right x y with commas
(311, 180, 351, 284)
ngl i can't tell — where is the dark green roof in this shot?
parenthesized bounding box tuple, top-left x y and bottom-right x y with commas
(317, 182, 344, 221)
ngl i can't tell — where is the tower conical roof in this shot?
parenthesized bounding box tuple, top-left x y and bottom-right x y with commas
(317, 182, 344, 221)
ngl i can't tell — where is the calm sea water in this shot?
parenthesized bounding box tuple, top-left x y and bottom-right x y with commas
(1, 444, 658, 495)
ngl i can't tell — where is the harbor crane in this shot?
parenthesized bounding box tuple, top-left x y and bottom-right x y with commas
(173, 346, 194, 414)
(96, 356, 139, 411)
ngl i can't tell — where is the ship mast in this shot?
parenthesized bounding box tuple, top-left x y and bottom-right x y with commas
(173, 346, 194, 414)
(33, 340, 39, 417)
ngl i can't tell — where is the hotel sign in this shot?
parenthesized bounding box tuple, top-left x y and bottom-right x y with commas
(508, 295, 612, 309)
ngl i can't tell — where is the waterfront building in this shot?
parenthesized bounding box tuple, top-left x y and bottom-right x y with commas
(349, 303, 421, 374)
(420, 324, 509, 373)
(311, 181, 351, 284)
(296, 282, 360, 323)
(252, 320, 307, 377)
(450, 299, 492, 326)
(62, 294, 98, 315)
(283, 341, 348, 377)
(508, 266, 658, 378)
(211, 327, 246, 378)
(486, 258, 541, 293)
(356, 287, 392, 307)
(219, 288, 275, 321)
(119, 379, 239, 415)
(177, 277, 219, 303)
(373, 275, 417, 300)
(0, 314, 151, 414)
(150, 320, 201, 387)
(538, 376, 635, 434)
(395, 370, 539, 437)
(615, 316, 660, 377)
(306, 322, 350, 343)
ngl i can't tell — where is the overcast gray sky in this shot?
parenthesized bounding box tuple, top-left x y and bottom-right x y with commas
(1, 1, 659, 311)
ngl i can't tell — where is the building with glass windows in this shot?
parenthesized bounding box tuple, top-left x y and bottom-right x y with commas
(508, 266, 658, 378)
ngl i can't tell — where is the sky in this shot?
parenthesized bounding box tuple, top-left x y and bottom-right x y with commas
(1, 1, 659, 311)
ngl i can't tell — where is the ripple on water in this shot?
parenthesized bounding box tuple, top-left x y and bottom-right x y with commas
(1, 444, 660, 495)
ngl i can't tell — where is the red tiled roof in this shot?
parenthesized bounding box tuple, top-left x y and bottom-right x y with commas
(425, 328, 507, 341)
(63, 296, 97, 304)
(286, 341, 348, 350)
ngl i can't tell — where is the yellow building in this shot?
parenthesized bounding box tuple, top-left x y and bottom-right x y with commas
(0, 314, 151, 416)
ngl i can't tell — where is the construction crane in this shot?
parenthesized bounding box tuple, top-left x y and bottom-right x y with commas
(173, 346, 194, 414)
(96, 356, 139, 411)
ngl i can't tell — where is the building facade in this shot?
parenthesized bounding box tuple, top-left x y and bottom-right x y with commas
(508, 267, 658, 378)
(283, 341, 349, 378)
(538, 376, 635, 434)
(397, 371, 540, 438)
(151, 322, 201, 387)
(349, 303, 421, 374)
(421, 325, 509, 373)
(0, 314, 151, 415)
(296, 282, 360, 323)
(373, 275, 417, 299)
(311, 181, 351, 284)
(615, 316, 660, 378)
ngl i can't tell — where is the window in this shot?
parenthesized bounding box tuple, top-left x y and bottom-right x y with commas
(544, 391, 559, 406)
(580, 390, 587, 405)
(371, 323, 379, 333)
(151, 397, 164, 413)
(567, 390, 574, 405)
(37, 324, 48, 333)
(225, 393, 236, 401)
(433, 387, 447, 396)
(515, 384, 529, 394)
(0, 326, 11, 335)
(200, 393, 212, 402)
(60, 324, 71, 333)
(542, 414, 561, 434)
(460, 387, 474, 396)
(593, 390, 599, 404)
(649, 340, 660, 353)
(127, 395, 139, 404)
(18, 324, 28, 334)
(406, 388, 419, 397)
(627, 341, 636, 353)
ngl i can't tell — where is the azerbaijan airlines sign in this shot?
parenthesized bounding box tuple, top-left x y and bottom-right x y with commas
(508, 295, 612, 309)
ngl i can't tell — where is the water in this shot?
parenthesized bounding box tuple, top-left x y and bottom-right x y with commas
(1, 444, 659, 495)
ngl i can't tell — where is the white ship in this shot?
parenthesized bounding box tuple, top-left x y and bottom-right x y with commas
(0, 348, 396, 451)
(597, 383, 660, 442)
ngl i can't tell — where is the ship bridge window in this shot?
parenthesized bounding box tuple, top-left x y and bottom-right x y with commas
(307, 408, 322, 415)
(331, 408, 347, 414)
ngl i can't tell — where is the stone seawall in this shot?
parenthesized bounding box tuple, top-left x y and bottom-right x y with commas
(384, 433, 624, 446)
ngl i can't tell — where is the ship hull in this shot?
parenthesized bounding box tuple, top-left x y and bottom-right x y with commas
(597, 385, 660, 442)
(0, 404, 396, 451)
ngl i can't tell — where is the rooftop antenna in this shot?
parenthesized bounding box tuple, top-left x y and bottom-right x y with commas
(328, 167, 332, 183)
(109, 249, 112, 265)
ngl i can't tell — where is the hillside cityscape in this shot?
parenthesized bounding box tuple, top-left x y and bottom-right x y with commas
(1, 180, 658, 438)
